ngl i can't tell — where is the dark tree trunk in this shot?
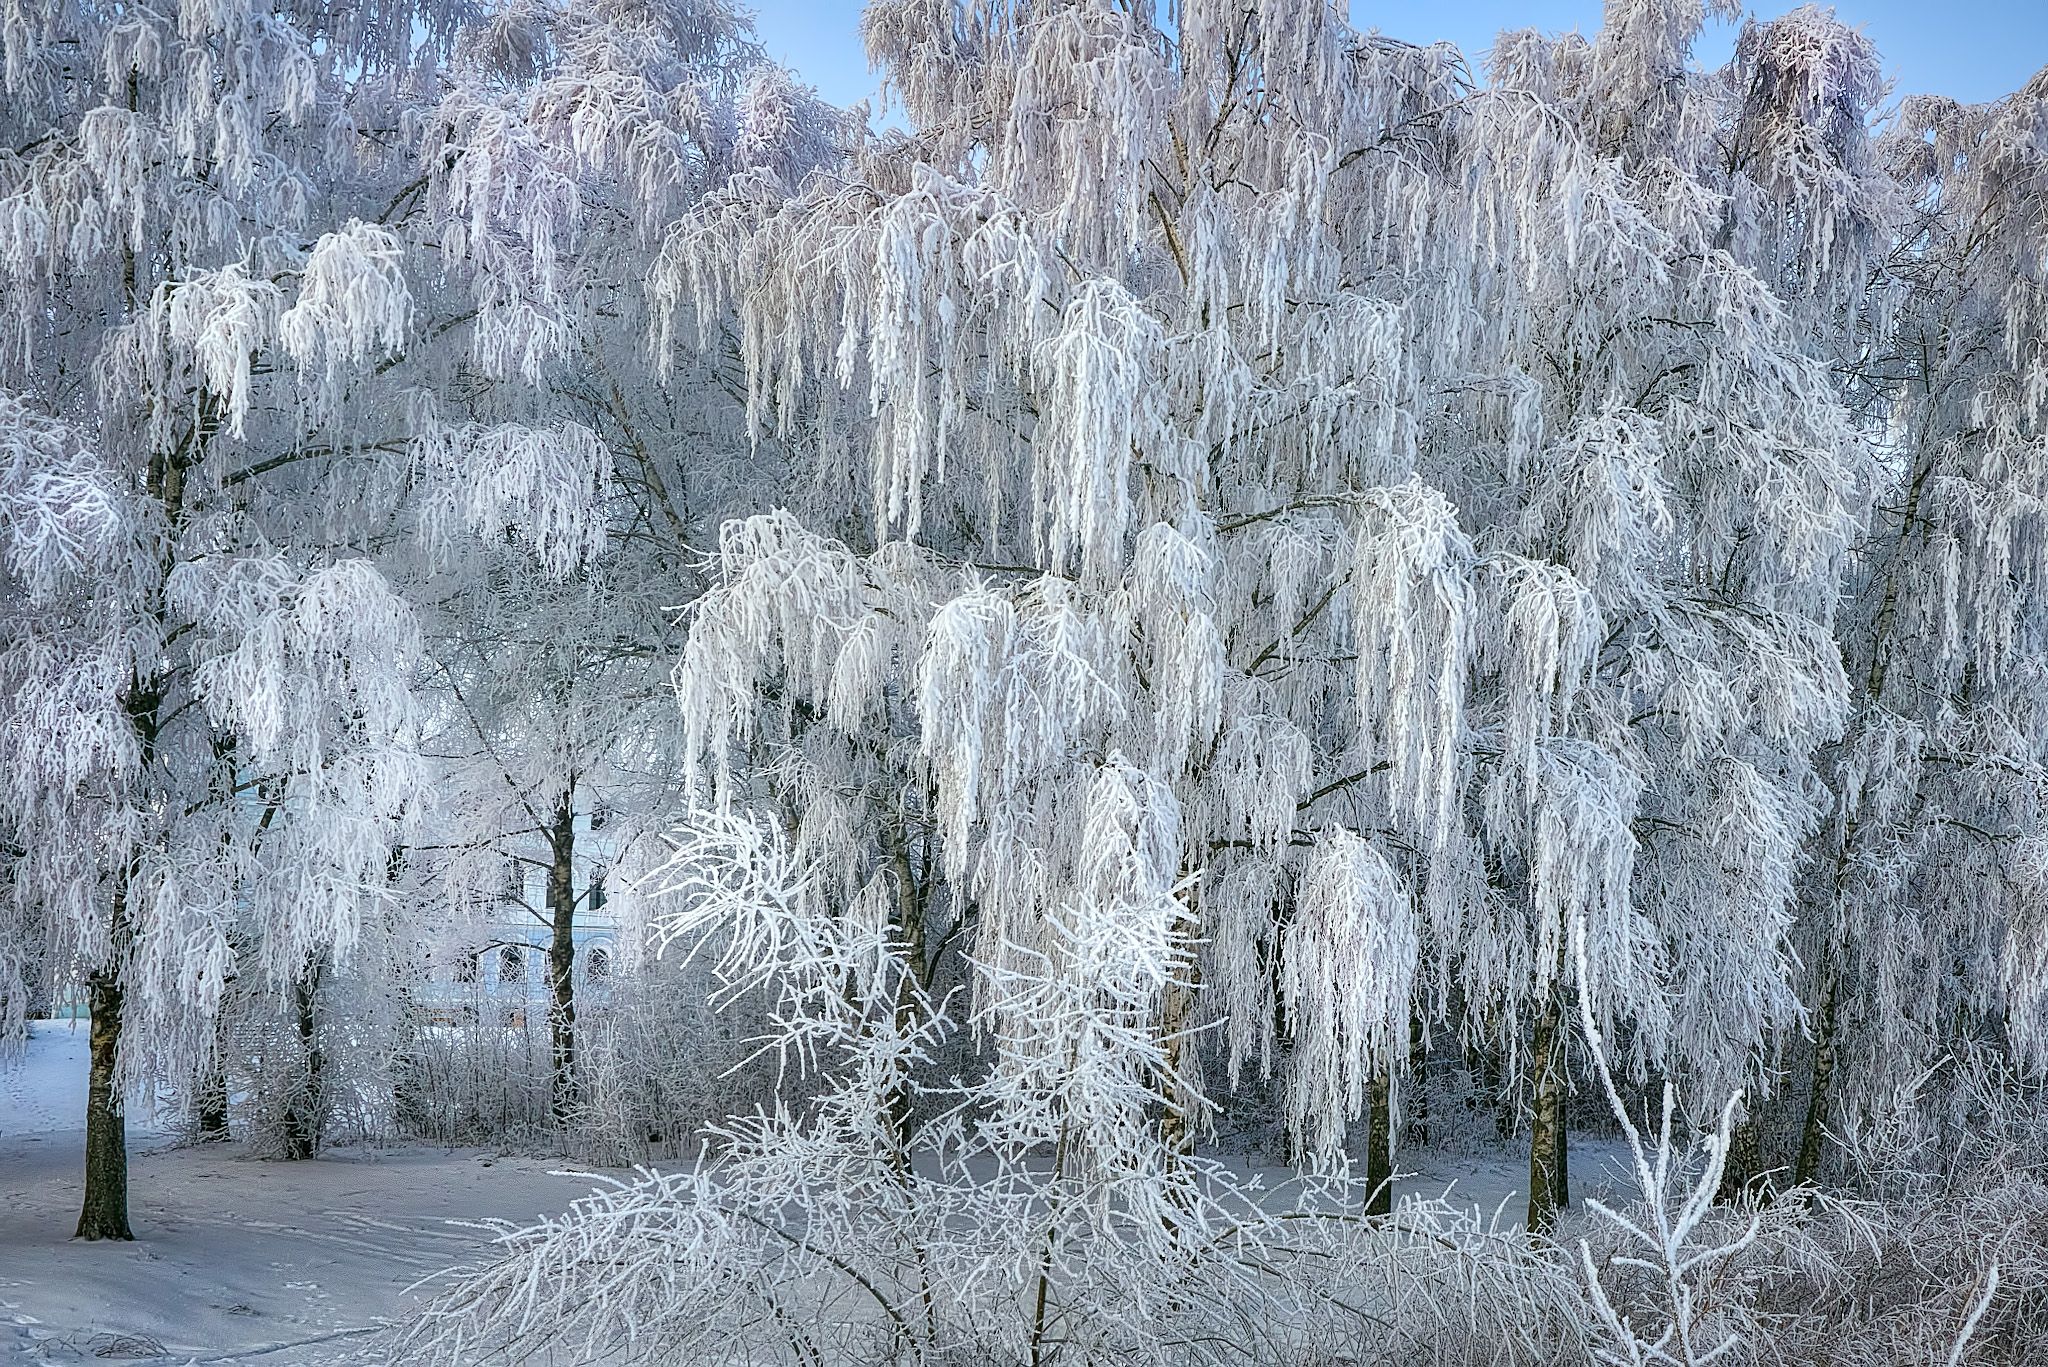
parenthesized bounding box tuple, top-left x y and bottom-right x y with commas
(76, 961, 133, 1241)
(1366, 1065, 1395, 1217)
(195, 972, 230, 1144)
(281, 962, 325, 1160)
(197, 739, 235, 1145)
(1407, 1010, 1429, 1148)
(1527, 990, 1568, 1234)
(546, 787, 578, 1129)
(881, 816, 932, 1159)
(1717, 1108, 1768, 1206)
(195, 1058, 230, 1142)
(1795, 961, 1841, 1189)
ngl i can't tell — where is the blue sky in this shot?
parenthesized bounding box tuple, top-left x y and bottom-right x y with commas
(750, 0, 2045, 115)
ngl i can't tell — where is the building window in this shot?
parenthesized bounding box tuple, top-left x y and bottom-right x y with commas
(585, 945, 611, 982)
(499, 944, 526, 984)
(589, 869, 607, 913)
(455, 952, 479, 985)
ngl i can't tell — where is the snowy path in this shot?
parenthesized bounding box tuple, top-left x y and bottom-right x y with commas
(0, 1023, 609, 1365)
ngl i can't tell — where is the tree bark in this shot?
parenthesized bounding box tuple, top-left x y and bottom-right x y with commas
(76, 958, 133, 1241)
(882, 816, 931, 1158)
(546, 787, 578, 1129)
(1406, 1010, 1429, 1148)
(1366, 1065, 1394, 1217)
(1717, 1108, 1767, 1206)
(1156, 870, 1204, 1157)
(80, 738, 149, 1236)
(195, 1060, 229, 1142)
(1795, 960, 1841, 1189)
(1527, 990, 1568, 1234)
(1157, 959, 1202, 1156)
(281, 961, 325, 1160)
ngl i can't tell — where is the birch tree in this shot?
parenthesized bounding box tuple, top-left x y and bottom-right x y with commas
(0, 0, 473, 1234)
(408, 4, 2048, 1363)
(390, 0, 846, 1127)
(657, 0, 1879, 1234)
(1783, 62, 2048, 1188)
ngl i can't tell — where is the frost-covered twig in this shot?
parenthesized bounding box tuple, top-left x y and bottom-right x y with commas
(1572, 912, 1760, 1367)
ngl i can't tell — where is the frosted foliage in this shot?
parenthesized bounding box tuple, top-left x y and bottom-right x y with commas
(1602, 753, 1810, 1111)
(2007, 839, 2048, 1067)
(1515, 409, 1673, 607)
(1349, 482, 1475, 851)
(1204, 698, 1313, 857)
(1003, 6, 1173, 263)
(643, 811, 855, 1023)
(1031, 279, 1168, 583)
(415, 421, 616, 579)
(171, 557, 421, 773)
(278, 221, 412, 394)
(1527, 743, 1663, 1042)
(640, 0, 1967, 1170)
(0, 631, 136, 830)
(1728, 6, 1889, 280)
(168, 556, 426, 978)
(423, 89, 582, 306)
(1121, 522, 1226, 778)
(0, 393, 122, 604)
(425, 786, 1705, 1367)
(0, 0, 816, 1226)
(860, 175, 975, 533)
(1482, 556, 1603, 813)
(675, 511, 881, 797)
(1206, 855, 1284, 1087)
(420, 0, 845, 398)
(1282, 830, 1417, 1162)
(158, 265, 282, 439)
(917, 580, 1116, 894)
(976, 757, 1194, 1161)
(1571, 908, 1763, 1367)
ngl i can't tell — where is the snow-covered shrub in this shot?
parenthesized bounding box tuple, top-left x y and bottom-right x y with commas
(1561, 989, 2044, 1367)
(1560, 1125, 2043, 1367)
(1734, 1053, 2048, 1366)
(563, 949, 780, 1166)
(404, 810, 1595, 1367)
(392, 1013, 555, 1148)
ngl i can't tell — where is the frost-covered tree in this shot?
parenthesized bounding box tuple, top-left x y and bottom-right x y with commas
(652, 0, 1884, 1235)
(1781, 62, 2048, 1188)
(411, 549, 692, 1125)
(387, 0, 847, 1128)
(0, 0, 465, 1235)
(0, 0, 848, 1234)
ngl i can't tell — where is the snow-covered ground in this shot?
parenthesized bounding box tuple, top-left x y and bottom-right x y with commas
(0, 1023, 610, 1365)
(1, 1023, 1636, 1366)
